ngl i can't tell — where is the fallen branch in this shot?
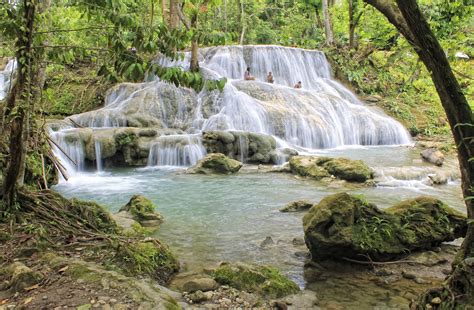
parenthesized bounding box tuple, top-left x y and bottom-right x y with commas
(40, 153, 49, 189)
(342, 257, 423, 265)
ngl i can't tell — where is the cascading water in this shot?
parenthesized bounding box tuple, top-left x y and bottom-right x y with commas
(50, 45, 412, 171)
(48, 126, 86, 178)
(94, 139, 103, 172)
(147, 134, 206, 166)
(0, 59, 17, 101)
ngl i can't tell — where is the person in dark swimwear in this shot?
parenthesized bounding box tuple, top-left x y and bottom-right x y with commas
(294, 81, 302, 88)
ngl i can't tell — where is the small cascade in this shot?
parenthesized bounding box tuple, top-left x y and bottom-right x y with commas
(237, 134, 248, 163)
(147, 134, 206, 167)
(0, 59, 17, 101)
(94, 139, 103, 172)
(48, 127, 86, 177)
(373, 165, 460, 188)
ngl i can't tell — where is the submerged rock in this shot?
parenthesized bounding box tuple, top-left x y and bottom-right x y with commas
(119, 195, 163, 227)
(182, 278, 218, 293)
(420, 148, 445, 166)
(280, 200, 313, 212)
(187, 153, 242, 174)
(289, 156, 373, 182)
(212, 262, 299, 298)
(303, 193, 466, 261)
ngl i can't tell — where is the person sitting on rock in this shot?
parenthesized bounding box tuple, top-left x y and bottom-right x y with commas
(294, 81, 302, 89)
(244, 67, 255, 81)
(266, 71, 274, 83)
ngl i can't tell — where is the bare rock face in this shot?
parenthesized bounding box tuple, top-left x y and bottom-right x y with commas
(420, 148, 445, 166)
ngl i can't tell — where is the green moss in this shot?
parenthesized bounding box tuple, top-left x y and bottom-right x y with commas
(69, 198, 119, 234)
(303, 193, 467, 261)
(212, 263, 299, 298)
(115, 240, 179, 284)
(115, 131, 137, 146)
(189, 153, 242, 174)
(119, 195, 162, 223)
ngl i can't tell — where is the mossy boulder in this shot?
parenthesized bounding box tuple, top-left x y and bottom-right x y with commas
(289, 156, 373, 182)
(317, 157, 373, 182)
(212, 262, 299, 298)
(303, 193, 466, 261)
(119, 195, 163, 227)
(5, 262, 43, 293)
(289, 156, 330, 180)
(187, 153, 242, 174)
(115, 238, 179, 284)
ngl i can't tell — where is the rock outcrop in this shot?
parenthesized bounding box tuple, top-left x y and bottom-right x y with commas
(303, 193, 466, 261)
(289, 156, 373, 182)
(187, 153, 242, 174)
(202, 131, 278, 164)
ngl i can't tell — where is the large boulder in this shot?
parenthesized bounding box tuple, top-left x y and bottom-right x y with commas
(212, 262, 299, 298)
(202, 131, 278, 164)
(119, 195, 163, 227)
(303, 193, 466, 261)
(420, 148, 445, 166)
(289, 156, 373, 182)
(187, 153, 242, 174)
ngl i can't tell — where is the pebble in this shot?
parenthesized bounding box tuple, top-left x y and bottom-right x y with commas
(375, 269, 393, 277)
(402, 271, 417, 280)
(109, 298, 117, 304)
(414, 278, 430, 284)
(431, 297, 442, 304)
(43, 295, 48, 300)
(98, 300, 106, 305)
(464, 257, 474, 267)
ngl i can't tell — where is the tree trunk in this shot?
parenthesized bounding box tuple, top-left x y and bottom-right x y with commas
(169, 0, 179, 29)
(322, 0, 334, 45)
(349, 0, 355, 48)
(364, 0, 474, 305)
(161, 0, 168, 24)
(190, 14, 199, 72)
(315, 7, 324, 29)
(2, 0, 36, 209)
(239, 0, 245, 45)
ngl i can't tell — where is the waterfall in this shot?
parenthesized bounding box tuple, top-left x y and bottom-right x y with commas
(48, 127, 86, 177)
(147, 134, 206, 167)
(0, 59, 17, 101)
(95, 139, 103, 172)
(49, 45, 412, 172)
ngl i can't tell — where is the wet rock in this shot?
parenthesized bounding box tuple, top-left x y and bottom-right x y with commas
(260, 236, 274, 248)
(303, 193, 466, 261)
(202, 131, 278, 164)
(364, 95, 383, 103)
(212, 262, 299, 298)
(289, 156, 373, 182)
(421, 148, 444, 166)
(292, 237, 305, 246)
(375, 269, 394, 277)
(428, 173, 448, 185)
(280, 200, 313, 212)
(294, 251, 310, 259)
(183, 278, 218, 293)
(187, 153, 242, 174)
(431, 297, 442, 305)
(119, 195, 163, 227)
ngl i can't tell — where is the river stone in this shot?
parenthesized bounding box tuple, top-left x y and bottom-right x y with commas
(182, 278, 218, 293)
(428, 173, 448, 185)
(278, 290, 319, 309)
(187, 153, 242, 174)
(280, 200, 313, 212)
(303, 193, 466, 261)
(420, 148, 445, 166)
